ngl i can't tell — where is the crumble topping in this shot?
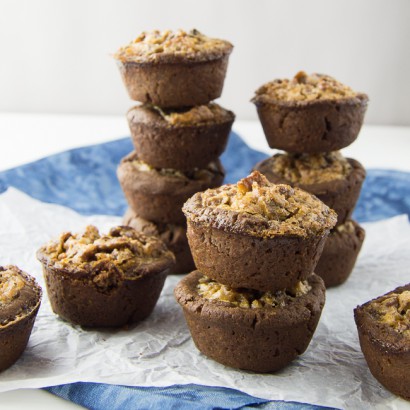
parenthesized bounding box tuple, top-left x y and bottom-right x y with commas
(0, 266, 25, 305)
(370, 291, 410, 337)
(269, 152, 352, 185)
(254, 71, 358, 102)
(38, 225, 173, 279)
(151, 103, 233, 126)
(114, 29, 232, 63)
(336, 220, 356, 235)
(131, 158, 220, 181)
(0, 265, 41, 326)
(198, 275, 311, 308)
(184, 171, 337, 237)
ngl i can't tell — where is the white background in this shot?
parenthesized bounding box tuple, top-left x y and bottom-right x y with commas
(1, 0, 410, 125)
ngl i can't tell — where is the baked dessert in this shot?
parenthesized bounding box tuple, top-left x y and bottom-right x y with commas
(354, 284, 410, 401)
(37, 225, 174, 328)
(175, 270, 325, 372)
(183, 171, 337, 292)
(123, 208, 195, 274)
(254, 152, 366, 226)
(315, 220, 365, 287)
(127, 103, 235, 171)
(0, 265, 42, 372)
(114, 29, 233, 107)
(252, 71, 369, 153)
(117, 152, 224, 225)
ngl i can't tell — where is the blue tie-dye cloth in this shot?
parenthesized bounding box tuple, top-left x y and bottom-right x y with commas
(1, 132, 409, 410)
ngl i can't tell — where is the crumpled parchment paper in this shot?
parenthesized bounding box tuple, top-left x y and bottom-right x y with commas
(0, 188, 409, 410)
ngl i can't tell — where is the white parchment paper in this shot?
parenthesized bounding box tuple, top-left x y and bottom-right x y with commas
(0, 188, 409, 410)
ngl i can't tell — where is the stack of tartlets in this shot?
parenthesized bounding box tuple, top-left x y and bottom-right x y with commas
(114, 29, 235, 274)
(253, 71, 368, 287)
(175, 171, 337, 372)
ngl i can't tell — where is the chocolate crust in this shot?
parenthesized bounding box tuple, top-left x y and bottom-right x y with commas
(0, 267, 42, 372)
(315, 220, 365, 287)
(117, 153, 224, 224)
(39, 263, 169, 328)
(0, 304, 40, 372)
(117, 54, 230, 107)
(127, 105, 234, 171)
(123, 209, 195, 274)
(174, 271, 325, 372)
(252, 95, 368, 153)
(354, 284, 410, 401)
(255, 157, 366, 226)
(186, 220, 328, 292)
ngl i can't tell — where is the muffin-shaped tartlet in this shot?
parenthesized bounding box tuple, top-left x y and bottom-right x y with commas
(315, 220, 365, 287)
(183, 171, 337, 292)
(354, 284, 410, 401)
(254, 151, 366, 226)
(252, 71, 368, 153)
(127, 103, 235, 171)
(175, 270, 325, 372)
(114, 29, 233, 108)
(118, 152, 225, 225)
(37, 225, 175, 328)
(123, 209, 195, 274)
(0, 265, 42, 372)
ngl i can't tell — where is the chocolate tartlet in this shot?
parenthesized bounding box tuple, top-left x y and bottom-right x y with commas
(114, 29, 233, 107)
(183, 171, 337, 292)
(37, 225, 174, 328)
(315, 220, 365, 287)
(254, 152, 366, 226)
(175, 270, 325, 372)
(123, 209, 195, 274)
(0, 265, 42, 372)
(127, 103, 235, 171)
(354, 284, 410, 401)
(252, 71, 369, 153)
(118, 152, 225, 225)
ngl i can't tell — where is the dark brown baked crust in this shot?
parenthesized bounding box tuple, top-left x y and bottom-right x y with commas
(37, 226, 174, 327)
(117, 56, 230, 108)
(118, 153, 225, 224)
(175, 270, 325, 372)
(123, 209, 195, 274)
(0, 265, 42, 372)
(127, 104, 234, 171)
(252, 73, 368, 153)
(354, 284, 410, 400)
(315, 220, 365, 287)
(255, 155, 366, 226)
(186, 219, 328, 292)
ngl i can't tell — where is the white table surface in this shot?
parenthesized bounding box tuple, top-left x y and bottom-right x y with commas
(0, 113, 409, 409)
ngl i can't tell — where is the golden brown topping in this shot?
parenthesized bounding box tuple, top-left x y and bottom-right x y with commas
(371, 290, 410, 336)
(131, 158, 220, 181)
(336, 220, 356, 234)
(198, 276, 311, 308)
(39, 225, 173, 278)
(270, 152, 352, 185)
(151, 103, 232, 126)
(187, 171, 337, 237)
(0, 265, 41, 327)
(255, 72, 358, 102)
(0, 267, 25, 305)
(114, 29, 233, 63)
